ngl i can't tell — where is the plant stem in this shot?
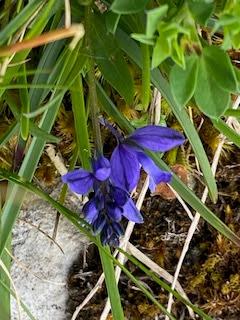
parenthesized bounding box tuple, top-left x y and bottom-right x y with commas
(141, 43, 150, 111)
(85, 6, 102, 155)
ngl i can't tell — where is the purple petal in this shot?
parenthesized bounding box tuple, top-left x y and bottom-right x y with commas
(127, 125, 185, 152)
(93, 156, 111, 181)
(110, 185, 129, 206)
(107, 204, 122, 222)
(92, 214, 106, 234)
(62, 169, 94, 194)
(110, 144, 140, 192)
(122, 198, 143, 223)
(137, 152, 172, 192)
(83, 198, 99, 224)
(112, 222, 124, 236)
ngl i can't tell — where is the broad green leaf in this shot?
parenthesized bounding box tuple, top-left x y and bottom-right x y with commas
(105, 12, 121, 34)
(170, 55, 199, 107)
(111, 0, 149, 14)
(91, 15, 134, 104)
(152, 22, 188, 68)
(152, 34, 171, 68)
(202, 46, 238, 93)
(212, 118, 240, 148)
(194, 56, 230, 118)
(188, 0, 215, 25)
(146, 5, 168, 37)
(171, 38, 185, 68)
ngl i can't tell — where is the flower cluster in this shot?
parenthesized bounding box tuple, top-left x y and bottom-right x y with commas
(62, 124, 185, 246)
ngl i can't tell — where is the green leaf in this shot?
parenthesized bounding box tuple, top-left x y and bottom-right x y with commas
(202, 46, 237, 93)
(170, 55, 199, 107)
(194, 55, 231, 118)
(91, 15, 134, 104)
(131, 33, 154, 45)
(29, 121, 60, 143)
(152, 34, 171, 68)
(234, 66, 240, 93)
(70, 75, 91, 169)
(111, 0, 149, 14)
(224, 108, 240, 118)
(212, 118, 240, 148)
(146, 5, 168, 37)
(105, 12, 121, 34)
(188, 0, 215, 26)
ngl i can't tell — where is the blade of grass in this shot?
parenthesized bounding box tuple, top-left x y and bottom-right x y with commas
(0, 278, 36, 320)
(70, 75, 91, 169)
(212, 118, 240, 148)
(0, 237, 11, 320)
(115, 29, 218, 202)
(0, 0, 45, 45)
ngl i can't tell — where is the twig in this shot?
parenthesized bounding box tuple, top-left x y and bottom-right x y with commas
(64, 0, 71, 28)
(0, 24, 85, 57)
(19, 218, 64, 253)
(165, 95, 240, 319)
(168, 185, 194, 221)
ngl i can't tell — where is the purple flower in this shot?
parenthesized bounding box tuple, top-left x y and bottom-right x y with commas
(62, 155, 143, 246)
(110, 125, 185, 192)
(83, 181, 143, 246)
(62, 156, 111, 194)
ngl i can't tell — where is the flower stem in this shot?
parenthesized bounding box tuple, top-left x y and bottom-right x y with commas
(85, 6, 102, 155)
(141, 43, 150, 111)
